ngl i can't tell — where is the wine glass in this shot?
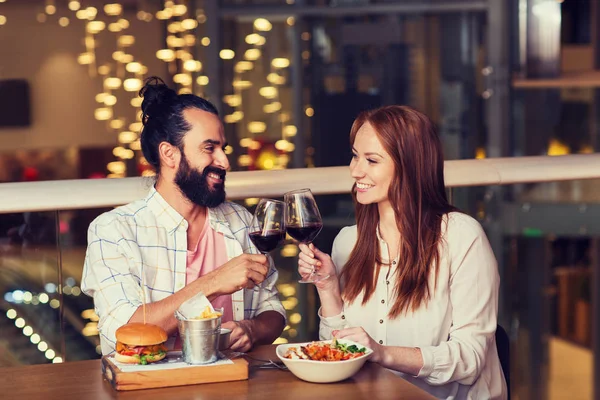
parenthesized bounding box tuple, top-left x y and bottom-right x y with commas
(284, 188, 329, 284)
(249, 199, 286, 255)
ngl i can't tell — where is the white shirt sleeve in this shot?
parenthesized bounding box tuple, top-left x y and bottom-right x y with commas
(417, 217, 500, 386)
(318, 227, 352, 339)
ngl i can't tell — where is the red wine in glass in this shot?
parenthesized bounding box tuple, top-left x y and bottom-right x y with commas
(285, 223, 323, 244)
(284, 188, 329, 284)
(249, 230, 286, 254)
(249, 199, 286, 255)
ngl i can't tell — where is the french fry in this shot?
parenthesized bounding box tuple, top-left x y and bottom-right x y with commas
(193, 305, 222, 320)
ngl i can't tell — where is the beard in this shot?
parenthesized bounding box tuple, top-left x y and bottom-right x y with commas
(174, 152, 227, 208)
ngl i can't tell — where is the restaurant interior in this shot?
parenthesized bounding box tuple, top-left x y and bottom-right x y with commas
(1, 0, 600, 399)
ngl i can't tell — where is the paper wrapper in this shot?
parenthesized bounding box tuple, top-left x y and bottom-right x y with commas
(175, 292, 215, 321)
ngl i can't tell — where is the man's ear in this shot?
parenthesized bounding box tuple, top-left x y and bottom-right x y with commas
(158, 142, 180, 170)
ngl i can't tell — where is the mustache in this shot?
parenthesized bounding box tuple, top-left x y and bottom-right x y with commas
(202, 165, 227, 180)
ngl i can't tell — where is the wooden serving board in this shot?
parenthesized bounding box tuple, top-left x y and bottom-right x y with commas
(101, 353, 249, 391)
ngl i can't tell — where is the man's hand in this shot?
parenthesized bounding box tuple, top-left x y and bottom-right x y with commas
(222, 320, 254, 352)
(209, 253, 269, 295)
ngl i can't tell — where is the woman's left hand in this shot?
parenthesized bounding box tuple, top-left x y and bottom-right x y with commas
(332, 327, 384, 363)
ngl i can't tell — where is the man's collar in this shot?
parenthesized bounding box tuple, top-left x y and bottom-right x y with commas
(145, 187, 230, 233)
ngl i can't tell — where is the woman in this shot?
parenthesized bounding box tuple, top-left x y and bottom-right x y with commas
(299, 105, 507, 399)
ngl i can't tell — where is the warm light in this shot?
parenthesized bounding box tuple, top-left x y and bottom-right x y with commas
(87, 21, 106, 34)
(181, 18, 198, 30)
(183, 60, 202, 72)
(223, 95, 242, 107)
(126, 62, 142, 73)
(103, 95, 117, 106)
(123, 78, 143, 92)
(58, 17, 70, 27)
(225, 145, 233, 155)
(53, 357, 64, 364)
(272, 58, 290, 68)
(289, 313, 302, 324)
(301, 32, 311, 41)
(175, 50, 192, 60)
(108, 23, 122, 33)
(238, 155, 253, 167)
(15, 318, 25, 328)
(579, 144, 594, 154)
(107, 161, 126, 174)
(68, 1, 81, 11)
(6, 308, 16, 319)
(220, 49, 235, 60)
(23, 326, 33, 336)
(39, 293, 49, 304)
(173, 73, 192, 86)
(305, 106, 314, 117)
(104, 77, 122, 90)
(201, 37, 211, 46)
(245, 33, 262, 45)
(263, 102, 282, 113)
(245, 198, 260, 207)
(30, 334, 41, 344)
(86, 7, 98, 19)
(156, 49, 176, 62)
(118, 35, 135, 47)
(45, 5, 56, 15)
(184, 34, 196, 46)
(257, 150, 276, 170)
(254, 18, 272, 31)
(37, 13, 46, 23)
(167, 36, 185, 48)
(130, 98, 143, 108)
(283, 125, 297, 137)
(77, 52, 94, 65)
(130, 140, 141, 151)
(234, 61, 253, 73)
(75, 10, 87, 20)
(38, 342, 48, 352)
(232, 80, 252, 89)
(248, 121, 267, 133)
(94, 108, 113, 121)
(286, 17, 295, 26)
(240, 138, 253, 148)
(104, 3, 122, 16)
(475, 147, 486, 159)
(275, 140, 290, 151)
(244, 49, 261, 60)
(156, 9, 173, 20)
(110, 119, 125, 130)
(197, 76, 209, 85)
(224, 111, 244, 124)
(98, 64, 111, 75)
(112, 51, 125, 62)
(173, 4, 187, 16)
(45, 349, 56, 360)
(267, 73, 285, 85)
(274, 337, 289, 344)
(259, 86, 278, 99)
(249, 140, 262, 151)
(547, 138, 570, 156)
(167, 22, 181, 33)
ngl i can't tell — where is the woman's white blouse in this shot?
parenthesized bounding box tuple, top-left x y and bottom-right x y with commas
(319, 212, 507, 400)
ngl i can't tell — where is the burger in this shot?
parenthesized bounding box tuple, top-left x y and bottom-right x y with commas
(114, 322, 168, 364)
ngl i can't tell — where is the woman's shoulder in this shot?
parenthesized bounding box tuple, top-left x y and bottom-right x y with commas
(442, 211, 489, 251)
(334, 225, 358, 243)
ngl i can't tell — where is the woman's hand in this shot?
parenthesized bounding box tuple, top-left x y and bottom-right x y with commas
(298, 243, 339, 291)
(332, 327, 384, 363)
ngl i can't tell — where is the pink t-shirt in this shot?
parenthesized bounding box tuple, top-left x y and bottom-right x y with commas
(186, 216, 233, 323)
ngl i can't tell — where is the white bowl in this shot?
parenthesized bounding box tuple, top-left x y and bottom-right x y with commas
(276, 339, 373, 383)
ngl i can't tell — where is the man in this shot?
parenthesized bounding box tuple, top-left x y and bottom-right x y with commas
(82, 77, 286, 355)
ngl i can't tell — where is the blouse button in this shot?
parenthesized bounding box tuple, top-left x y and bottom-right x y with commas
(378, 340, 383, 344)
(341, 315, 345, 320)
(386, 281, 389, 285)
(381, 299, 385, 304)
(379, 319, 383, 324)
(392, 261, 396, 265)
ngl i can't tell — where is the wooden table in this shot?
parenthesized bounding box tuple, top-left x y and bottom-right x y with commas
(0, 345, 435, 400)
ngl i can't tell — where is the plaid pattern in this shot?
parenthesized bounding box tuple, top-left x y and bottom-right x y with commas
(81, 187, 285, 355)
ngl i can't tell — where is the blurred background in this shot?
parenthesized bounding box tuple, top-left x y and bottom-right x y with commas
(0, 0, 598, 399)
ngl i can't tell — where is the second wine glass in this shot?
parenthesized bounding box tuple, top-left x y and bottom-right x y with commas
(249, 199, 286, 255)
(284, 188, 329, 284)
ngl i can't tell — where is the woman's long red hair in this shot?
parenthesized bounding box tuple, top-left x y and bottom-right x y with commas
(340, 105, 458, 318)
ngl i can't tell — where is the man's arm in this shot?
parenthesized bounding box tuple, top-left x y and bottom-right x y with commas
(223, 311, 286, 352)
(128, 253, 271, 334)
